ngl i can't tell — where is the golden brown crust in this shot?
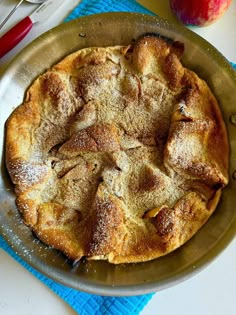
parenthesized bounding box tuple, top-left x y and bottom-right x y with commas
(5, 35, 229, 264)
(59, 123, 121, 156)
(86, 183, 125, 257)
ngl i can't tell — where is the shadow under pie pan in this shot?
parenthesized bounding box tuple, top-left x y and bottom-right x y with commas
(0, 13, 236, 296)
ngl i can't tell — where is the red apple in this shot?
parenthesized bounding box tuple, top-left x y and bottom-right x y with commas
(170, 0, 232, 26)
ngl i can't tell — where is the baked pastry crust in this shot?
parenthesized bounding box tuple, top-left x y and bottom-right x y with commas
(6, 35, 229, 264)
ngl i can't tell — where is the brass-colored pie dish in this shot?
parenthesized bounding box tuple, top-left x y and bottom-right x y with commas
(0, 13, 236, 295)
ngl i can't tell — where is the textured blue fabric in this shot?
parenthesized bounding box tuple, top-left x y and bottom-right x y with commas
(64, 0, 155, 21)
(230, 61, 236, 69)
(0, 235, 154, 315)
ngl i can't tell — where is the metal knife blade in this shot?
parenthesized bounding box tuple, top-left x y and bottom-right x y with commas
(30, 0, 65, 24)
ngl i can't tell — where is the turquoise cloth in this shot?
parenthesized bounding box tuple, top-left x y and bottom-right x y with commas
(230, 61, 236, 69)
(0, 236, 154, 315)
(0, 236, 153, 314)
(64, 0, 155, 21)
(0, 1, 235, 315)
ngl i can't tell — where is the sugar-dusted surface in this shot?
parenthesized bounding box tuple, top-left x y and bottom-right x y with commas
(5, 35, 229, 264)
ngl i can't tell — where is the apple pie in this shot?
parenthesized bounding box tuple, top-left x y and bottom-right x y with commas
(5, 35, 229, 264)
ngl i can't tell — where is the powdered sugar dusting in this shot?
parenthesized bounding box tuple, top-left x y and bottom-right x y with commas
(6, 36, 228, 263)
(8, 160, 48, 187)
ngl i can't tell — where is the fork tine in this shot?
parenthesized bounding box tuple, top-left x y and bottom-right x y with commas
(0, 0, 24, 30)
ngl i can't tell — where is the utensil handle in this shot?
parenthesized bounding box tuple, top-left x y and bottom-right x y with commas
(0, 16, 33, 58)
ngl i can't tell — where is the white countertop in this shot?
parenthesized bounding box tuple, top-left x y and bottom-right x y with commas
(0, 1, 236, 314)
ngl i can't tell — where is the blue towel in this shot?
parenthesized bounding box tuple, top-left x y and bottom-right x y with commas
(230, 61, 236, 69)
(64, 0, 155, 21)
(0, 1, 235, 315)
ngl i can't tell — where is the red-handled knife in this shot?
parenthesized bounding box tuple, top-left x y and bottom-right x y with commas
(0, 0, 64, 58)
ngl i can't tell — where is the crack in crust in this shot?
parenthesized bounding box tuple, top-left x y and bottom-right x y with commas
(5, 35, 229, 264)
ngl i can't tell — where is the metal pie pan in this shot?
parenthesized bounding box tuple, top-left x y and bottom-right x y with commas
(0, 13, 236, 296)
